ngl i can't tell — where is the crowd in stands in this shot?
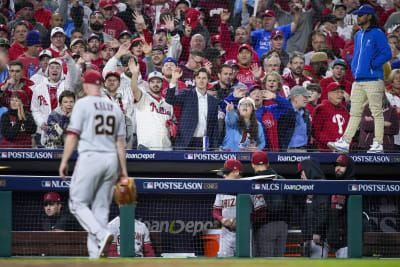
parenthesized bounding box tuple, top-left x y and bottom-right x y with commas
(0, 0, 399, 152)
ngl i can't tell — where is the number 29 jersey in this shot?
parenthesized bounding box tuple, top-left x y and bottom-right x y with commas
(67, 95, 126, 153)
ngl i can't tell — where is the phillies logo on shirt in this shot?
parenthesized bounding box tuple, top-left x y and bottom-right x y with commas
(332, 114, 346, 134)
(38, 95, 49, 106)
(149, 103, 171, 116)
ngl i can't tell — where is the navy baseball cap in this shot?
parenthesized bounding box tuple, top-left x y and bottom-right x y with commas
(353, 4, 375, 16)
(391, 59, 400, 70)
(162, 57, 177, 66)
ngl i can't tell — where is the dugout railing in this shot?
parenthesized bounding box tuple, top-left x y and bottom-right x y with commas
(1, 176, 400, 258)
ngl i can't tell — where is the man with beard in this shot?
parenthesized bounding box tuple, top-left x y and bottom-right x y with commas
(31, 54, 79, 146)
(101, 71, 135, 148)
(281, 53, 314, 98)
(210, 64, 233, 103)
(277, 86, 311, 152)
(312, 83, 350, 152)
(87, 34, 103, 69)
(319, 59, 352, 103)
(99, 43, 116, 70)
(129, 58, 175, 150)
(7, 2, 47, 38)
(83, 11, 112, 44)
(326, 154, 356, 258)
(303, 52, 330, 84)
(100, 0, 129, 39)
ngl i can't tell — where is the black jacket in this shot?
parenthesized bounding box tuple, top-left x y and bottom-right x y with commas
(41, 212, 81, 231)
(299, 158, 330, 241)
(277, 105, 311, 151)
(327, 154, 355, 249)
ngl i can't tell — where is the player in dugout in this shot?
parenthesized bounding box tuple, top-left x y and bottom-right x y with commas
(108, 216, 155, 257)
(41, 192, 81, 231)
(212, 159, 265, 257)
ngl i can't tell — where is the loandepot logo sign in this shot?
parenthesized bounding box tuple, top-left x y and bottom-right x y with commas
(277, 155, 310, 162)
(142, 220, 214, 236)
(348, 184, 400, 192)
(283, 184, 315, 191)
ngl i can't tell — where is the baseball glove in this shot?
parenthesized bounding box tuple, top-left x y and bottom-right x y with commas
(114, 177, 137, 206)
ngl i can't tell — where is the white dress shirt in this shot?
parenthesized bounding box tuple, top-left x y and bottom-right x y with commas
(193, 88, 208, 137)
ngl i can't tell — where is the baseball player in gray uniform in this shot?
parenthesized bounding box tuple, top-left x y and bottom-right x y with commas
(59, 70, 128, 259)
(213, 159, 265, 257)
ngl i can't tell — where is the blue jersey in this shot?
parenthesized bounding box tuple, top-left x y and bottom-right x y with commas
(251, 24, 292, 58)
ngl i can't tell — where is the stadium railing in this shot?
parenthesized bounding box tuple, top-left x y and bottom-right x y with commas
(1, 176, 400, 258)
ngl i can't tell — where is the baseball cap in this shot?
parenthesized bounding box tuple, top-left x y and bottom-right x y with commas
(99, 42, 110, 51)
(99, 0, 114, 8)
(211, 34, 221, 44)
(185, 8, 201, 29)
(297, 162, 304, 173)
(90, 10, 104, 19)
(83, 70, 104, 85)
(224, 59, 239, 68)
(333, 59, 347, 69)
(70, 38, 85, 48)
(388, 24, 400, 34)
(51, 27, 65, 38)
(219, 159, 243, 174)
(262, 10, 276, 17)
(0, 38, 10, 48)
(119, 30, 132, 39)
(251, 151, 269, 165)
(333, 3, 346, 12)
(0, 24, 9, 35)
(289, 86, 312, 97)
(152, 45, 165, 53)
(131, 37, 144, 47)
(39, 49, 53, 59)
(49, 58, 62, 66)
(334, 154, 348, 167)
(326, 82, 345, 94)
(310, 52, 331, 63)
(321, 14, 339, 24)
(26, 30, 41, 46)
(175, 0, 191, 8)
(148, 71, 163, 81)
(271, 29, 284, 39)
(162, 57, 178, 66)
(391, 59, 400, 70)
(155, 25, 168, 34)
(44, 192, 61, 202)
(238, 96, 255, 109)
(20, 2, 34, 9)
(238, 44, 253, 53)
(105, 71, 120, 80)
(248, 84, 262, 94)
(88, 33, 101, 42)
(353, 4, 375, 16)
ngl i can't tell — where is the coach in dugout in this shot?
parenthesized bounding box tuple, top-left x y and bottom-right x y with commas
(41, 192, 81, 231)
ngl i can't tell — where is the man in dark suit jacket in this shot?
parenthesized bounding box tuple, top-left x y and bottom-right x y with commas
(166, 67, 219, 150)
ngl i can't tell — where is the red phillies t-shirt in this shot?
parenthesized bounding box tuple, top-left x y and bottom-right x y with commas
(104, 16, 129, 39)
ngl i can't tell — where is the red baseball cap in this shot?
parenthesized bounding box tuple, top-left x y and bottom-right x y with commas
(44, 192, 61, 202)
(262, 10, 276, 18)
(326, 82, 345, 94)
(251, 151, 269, 165)
(83, 70, 103, 85)
(184, 8, 201, 29)
(211, 34, 221, 44)
(271, 29, 284, 39)
(99, 0, 114, 8)
(335, 154, 348, 167)
(297, 162, 303, 172)
(222, 159, 243, 172)
(105, 71, 120, 80)
(0, 24, 9, 35)
(131, 37, 144, 47)
(238, 44, 253, 53)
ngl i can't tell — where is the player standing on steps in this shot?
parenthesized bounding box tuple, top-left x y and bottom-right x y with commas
(59, 70, 128, 259)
